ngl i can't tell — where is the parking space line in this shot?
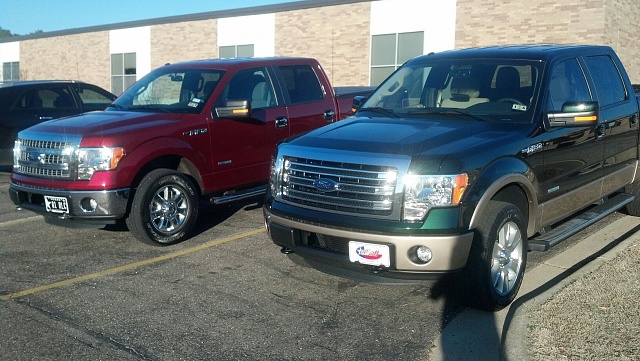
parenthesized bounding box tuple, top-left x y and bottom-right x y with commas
(0, 228, 265, 301)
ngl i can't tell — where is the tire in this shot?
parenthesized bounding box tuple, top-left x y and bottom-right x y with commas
(624, 180, 640, 217)
(126, 169, 199, 246)
(463, 200, 528, 311)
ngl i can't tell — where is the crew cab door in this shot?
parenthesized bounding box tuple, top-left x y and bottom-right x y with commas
(538, 57, 604, 224)
(209, 67, 290, 190)
(273, 64, 338, 136)
(581, 54, 639, 194)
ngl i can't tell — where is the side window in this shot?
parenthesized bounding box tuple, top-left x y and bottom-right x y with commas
(217, 68, 276, 109)
(76, 85, 114, 111)
(547, 59, 591, 112)
(583, 55, 627, 106)
(13, 87, 76, 110)
(277, 65, 325, 104)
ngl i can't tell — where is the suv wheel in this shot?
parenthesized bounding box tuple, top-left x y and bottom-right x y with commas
(126, 169, 199, 246)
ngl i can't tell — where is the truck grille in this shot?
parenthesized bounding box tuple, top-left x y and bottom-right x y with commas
(280, 156, 398, 216)
(15, 135, 79, 179)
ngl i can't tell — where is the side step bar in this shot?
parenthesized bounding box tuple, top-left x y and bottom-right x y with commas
(209, 185, 266, 205)
(529, 193, 635, 251)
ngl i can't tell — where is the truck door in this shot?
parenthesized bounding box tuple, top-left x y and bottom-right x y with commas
(274, 64, 337, 136)
(539, 58, 604, 223)
(582, 54, 639, 195)
(209, 67, 290, 190)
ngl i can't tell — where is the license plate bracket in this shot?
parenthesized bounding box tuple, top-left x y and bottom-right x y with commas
(44, 195, 69, 214)
(348, 241, 391, 268)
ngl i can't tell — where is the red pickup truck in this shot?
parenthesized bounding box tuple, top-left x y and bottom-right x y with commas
(10, 57, 371, 245)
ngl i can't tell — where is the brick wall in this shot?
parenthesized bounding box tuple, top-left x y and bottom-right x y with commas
(19, 31, 110, 90)
(274, 2, 371, 86)
(455, 0, 640, 82)
(604, 0, 640, 84)
(150, 19, 217, 69)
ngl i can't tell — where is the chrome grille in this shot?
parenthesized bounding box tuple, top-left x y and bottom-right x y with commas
(280, 156, 397, 216)
(15, 133, 79, 179)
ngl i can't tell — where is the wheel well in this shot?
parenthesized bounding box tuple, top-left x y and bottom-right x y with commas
(130, 155, 203, 196)
(492, 184, 529, 225)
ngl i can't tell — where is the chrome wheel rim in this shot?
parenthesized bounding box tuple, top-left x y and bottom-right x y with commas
(149, 185, 189, 233)
(490, 220, 524, 296)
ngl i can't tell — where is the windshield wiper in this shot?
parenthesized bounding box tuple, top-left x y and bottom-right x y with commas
(127, 105, 172, 113)
(408, 109, 488, 122)
(358, 107, 400, 118)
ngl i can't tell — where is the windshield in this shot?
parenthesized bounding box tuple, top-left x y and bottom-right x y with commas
(362, 58, 543, 123)
(109, 68, 225, 114)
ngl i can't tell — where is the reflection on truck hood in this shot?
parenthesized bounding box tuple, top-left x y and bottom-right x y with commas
(286, 116, 521, 159)
(22, 111, 183, 136)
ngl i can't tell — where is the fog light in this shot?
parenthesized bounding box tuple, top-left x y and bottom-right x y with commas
(80, 198, 98, 212)
(416, 246, 433, 263)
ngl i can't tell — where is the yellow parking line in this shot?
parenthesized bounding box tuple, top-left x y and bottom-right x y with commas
(0, 228, 265, 301)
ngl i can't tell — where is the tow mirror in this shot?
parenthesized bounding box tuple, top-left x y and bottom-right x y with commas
(547, 101, 599, 127)
(215, 100, 251, 119)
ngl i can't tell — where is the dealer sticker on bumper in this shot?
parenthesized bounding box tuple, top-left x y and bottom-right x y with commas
(348, 241, 390, 267)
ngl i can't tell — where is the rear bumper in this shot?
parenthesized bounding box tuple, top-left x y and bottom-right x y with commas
(264, 208, 474, 282)
(10, 181, 130, 225)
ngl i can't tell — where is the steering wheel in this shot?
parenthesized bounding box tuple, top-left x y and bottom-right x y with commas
(497, 98, 526, 106)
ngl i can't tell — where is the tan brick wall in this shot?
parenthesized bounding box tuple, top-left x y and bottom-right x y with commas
(150, 19, 217, 69)
(275, 2, 371, 86)
(19, 31, 111, 90)
(604, 0, 640, 84)
(455, 0, 639, 82)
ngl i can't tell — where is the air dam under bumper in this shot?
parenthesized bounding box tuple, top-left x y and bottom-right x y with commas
(9, 182, 130, 225)
(264, 209, 474, 281)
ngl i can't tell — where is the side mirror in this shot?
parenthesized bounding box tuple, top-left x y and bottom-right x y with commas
(547, 101, 599, 127)
(215, 100, 251, 119)
(351, 95, 367, 113)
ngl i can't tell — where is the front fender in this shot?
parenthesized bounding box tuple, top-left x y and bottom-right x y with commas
(464, 157, 539, 237)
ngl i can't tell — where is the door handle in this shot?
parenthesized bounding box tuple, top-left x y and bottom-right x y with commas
(39, 116, 54, 120)
(324, 110, 335, 122)
(275, 116, 288, 128)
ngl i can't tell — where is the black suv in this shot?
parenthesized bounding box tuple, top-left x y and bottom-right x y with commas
(0, 80, 116, 168)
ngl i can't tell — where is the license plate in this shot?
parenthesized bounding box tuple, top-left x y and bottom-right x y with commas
(348, 241, 390, 268)
(44, 195, 69, 214)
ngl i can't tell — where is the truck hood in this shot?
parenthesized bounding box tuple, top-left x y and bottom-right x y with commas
(22, 110, 183, 137)
(284, 116, 533, 173)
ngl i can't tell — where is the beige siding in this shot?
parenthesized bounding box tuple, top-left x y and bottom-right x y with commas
(19, 32, 110, 90)
(275, 2, 371, 86)
(150, 19, 218, 69)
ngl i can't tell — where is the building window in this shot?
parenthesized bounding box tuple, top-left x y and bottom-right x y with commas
(370, 31, 424, 86)
(2, 61, 20, 81)
(111, 53, 136, 95)
(219, 44, 254, 58)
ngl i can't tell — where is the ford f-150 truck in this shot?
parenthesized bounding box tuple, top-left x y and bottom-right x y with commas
(10, 57, 371, 246)
(264, 45, 640, 310)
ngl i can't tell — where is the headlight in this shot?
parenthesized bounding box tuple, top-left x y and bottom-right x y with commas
(403, 173, 468, 221)
(76, 147, 125, 180)
(13, 140, 21, 169)
(269, 156, 285, 197)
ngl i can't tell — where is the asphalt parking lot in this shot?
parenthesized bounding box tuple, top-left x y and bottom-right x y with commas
(0, 171, 465, 360)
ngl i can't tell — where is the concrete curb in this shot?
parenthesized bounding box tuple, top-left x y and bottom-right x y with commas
(428, 215, 640, 361)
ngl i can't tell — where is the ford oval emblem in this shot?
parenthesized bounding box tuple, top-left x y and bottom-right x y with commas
(313, 178, 338, 192)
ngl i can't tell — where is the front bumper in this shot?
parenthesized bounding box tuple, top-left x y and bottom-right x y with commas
(264, 208, 474, 281)
(10, 181, 130, 225)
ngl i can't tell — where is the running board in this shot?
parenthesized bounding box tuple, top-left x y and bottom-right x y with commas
(209, 185, 266, 205)
(528, 193, 635, 251)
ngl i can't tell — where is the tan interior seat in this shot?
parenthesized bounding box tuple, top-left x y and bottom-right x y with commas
(440, 77, 489, 108)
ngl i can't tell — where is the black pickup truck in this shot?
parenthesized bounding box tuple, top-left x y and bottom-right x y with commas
(263, 45, 640, 310)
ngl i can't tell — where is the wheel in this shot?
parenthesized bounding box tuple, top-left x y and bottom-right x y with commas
(624, 179, 640, 216)
(126, 169, 199, 246)
(463, 200, 528, 311)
